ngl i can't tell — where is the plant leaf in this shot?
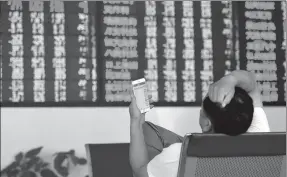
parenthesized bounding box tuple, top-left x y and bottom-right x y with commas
(40, 169, 58, 177)
(69, 154, 78, 166)
(20, 171, 37, 177)
(4, 168, 19, 177)
(22, 157, 40, 171)
(69, 149, 75, 155)
(0, 162, 18, 174)
(25, 147, 43, 158)
(53, 151, 72, 157)
(15, 152, 24, 164)
(34, 160, 45, 172)
(77, 158, 87, 165)
(53, 153, 69, 177)
(41, 163, 49, 169)
(34, 163, 42, 172)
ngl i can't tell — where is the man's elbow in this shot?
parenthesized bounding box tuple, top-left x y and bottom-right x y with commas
(132, 165, 149, 177)
(244, 71, 263, 107)
(247, 71, 257, 82)
(232, 70, 257, 91)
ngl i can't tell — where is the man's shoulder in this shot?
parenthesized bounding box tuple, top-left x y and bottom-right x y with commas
(248, 107, 270, 132)
(151, 143, 182, 162)
(147, 143, 182, 177)
(162, 143, 182, 153)
(253, 107, 267, 119)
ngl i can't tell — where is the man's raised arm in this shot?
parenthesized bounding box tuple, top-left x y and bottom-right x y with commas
(208, 70, 262, 107)
(130, 120, 149, 177)
(129, 91, 150, 177)
(229, 70, 262, 107)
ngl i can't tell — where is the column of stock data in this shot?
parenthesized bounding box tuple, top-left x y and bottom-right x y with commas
(161, 1, 177, 102)
(200, 1, 213, 99)
(237, 1, 285, 104)
(2, 3, 25, 102)
(30, 2, 45, 102)
(181, 1, 196, 102)
(65, 2, 97, 103)
(282, 1, 286, 101)
(222, 1, 234, 75)
(52, 1, 66, 102)
(100, 1, 138, 103)
(144, 1, 159, 102)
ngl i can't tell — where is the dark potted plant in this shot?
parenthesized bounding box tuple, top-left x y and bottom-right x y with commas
(1, 146, 88, 177)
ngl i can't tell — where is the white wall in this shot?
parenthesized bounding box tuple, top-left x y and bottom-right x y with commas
(1, 107, 286, 170)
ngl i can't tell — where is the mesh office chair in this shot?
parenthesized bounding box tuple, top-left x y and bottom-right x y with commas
(177, 132, 286, 177)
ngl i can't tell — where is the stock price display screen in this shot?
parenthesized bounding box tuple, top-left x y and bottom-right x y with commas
(0, 1, 285, 107)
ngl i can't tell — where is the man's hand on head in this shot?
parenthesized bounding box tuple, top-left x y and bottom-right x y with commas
(208, 74, 238, 108)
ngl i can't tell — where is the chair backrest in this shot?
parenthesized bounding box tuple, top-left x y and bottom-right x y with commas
(85, 143, 133, 177)
(177, 132, 286, 177)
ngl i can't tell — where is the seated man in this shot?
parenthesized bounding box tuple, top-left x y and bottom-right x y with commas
(129, 70, 270, 177)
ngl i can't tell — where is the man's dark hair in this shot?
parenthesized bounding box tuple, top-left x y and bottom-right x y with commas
(203, 87, 254, 136)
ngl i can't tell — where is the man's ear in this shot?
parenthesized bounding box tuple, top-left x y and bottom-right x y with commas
(202, 119, 213, 133)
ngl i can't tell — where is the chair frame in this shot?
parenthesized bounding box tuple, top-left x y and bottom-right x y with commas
(177, 132, 286, 177)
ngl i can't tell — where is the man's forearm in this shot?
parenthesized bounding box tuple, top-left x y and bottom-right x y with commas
(230, 70, 257, 93)
(129, 120, 149, 177)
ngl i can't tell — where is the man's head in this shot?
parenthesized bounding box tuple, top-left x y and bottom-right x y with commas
(199, 87, 254, 136)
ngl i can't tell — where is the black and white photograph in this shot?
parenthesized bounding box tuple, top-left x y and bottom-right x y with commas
(0, 1, 286, 177)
